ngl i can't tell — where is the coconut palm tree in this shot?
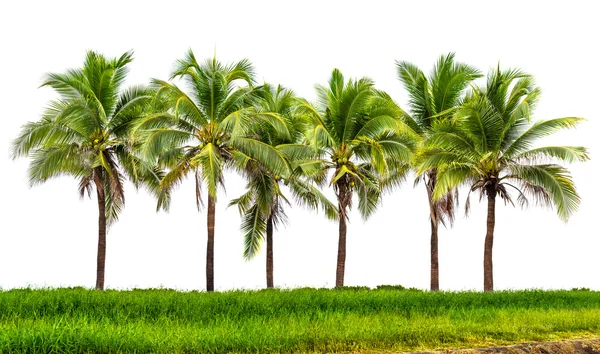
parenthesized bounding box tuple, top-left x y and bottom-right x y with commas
(296, 69, 417, 287)
(136, 50, 290, 292)
(229, 83, 337, 288)
(396, 53, 481, 291)
(421, 66, 589, 291)
(11, 50, 161, 290)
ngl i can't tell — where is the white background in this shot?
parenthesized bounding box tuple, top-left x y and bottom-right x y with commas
(0, 0, 597, 291)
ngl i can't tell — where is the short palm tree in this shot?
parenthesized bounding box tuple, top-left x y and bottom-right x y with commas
(137, 50, 290, 292)
(297, 69, 416, 287)
(11, 50, 160, 290)
(396, 53, 481, 291)
(230, 83, 337, 288)
(421, 67, 589, 291)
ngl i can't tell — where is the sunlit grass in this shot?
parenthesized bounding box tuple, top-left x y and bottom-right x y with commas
(1, 287, 599, 353)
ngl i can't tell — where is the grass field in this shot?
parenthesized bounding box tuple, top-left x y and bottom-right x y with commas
(1, 286, 599, 353)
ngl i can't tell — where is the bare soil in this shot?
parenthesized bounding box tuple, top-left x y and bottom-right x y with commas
(407, 338, 600, 354)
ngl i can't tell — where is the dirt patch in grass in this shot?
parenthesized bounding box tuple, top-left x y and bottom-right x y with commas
(410, 338, 600, 353)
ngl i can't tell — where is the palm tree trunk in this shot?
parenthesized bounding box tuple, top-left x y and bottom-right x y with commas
(95, 181, 106, 291)
(206, 195, 215, 292)
(266, 214, 274, 289)
(335, 180, 348, 287)
(425, 173, 440, 292)
(430, 217, 439, 291)
(484, 186, 497, 292)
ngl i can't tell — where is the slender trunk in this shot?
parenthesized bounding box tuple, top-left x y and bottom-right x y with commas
(484, 186, 497, 292)
(425, 173, 440, 292)
(430, 217, 439, 291)
(206, 195, 215, 292)
(335, 180, 348, 287)
(95, 180, 106, 291)
(266, 215, 274, 289)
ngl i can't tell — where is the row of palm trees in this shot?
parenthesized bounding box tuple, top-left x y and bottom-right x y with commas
(11, 50, 588, 292)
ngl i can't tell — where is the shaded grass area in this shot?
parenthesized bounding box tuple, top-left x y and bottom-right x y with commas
(1, 287, 599, 353)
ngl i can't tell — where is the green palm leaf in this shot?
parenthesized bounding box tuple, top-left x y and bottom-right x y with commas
(240, 205, 267, 259)
(504, 117, 585, 158)
(514, 146, 589, 164)
(508, 164, 581, 221)
(232, 138, 291, 177)
(192, 143, 223, 199)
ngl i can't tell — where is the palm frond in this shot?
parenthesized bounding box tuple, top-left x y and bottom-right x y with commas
(331, 165, 360, 185)
(305, 125, 336, 151)
(354, 167, 381, 220)
(276, 144, 316, 161)
(109, 85, 155, 136)
(151, 79, 207, 128)
(228, 189, 255, 215)
(432, 164, 476, 200)
(514, 146, 589, 164)
(232, 138, 291, 177)
(418, 151, 471, 175)
(41, 69, 91, 101)
(504, 117, 585, 158)
(287, 178, 338, 220)
(27, 145, 89, 185)
(455, 94, 504, 152)
(104, 177, 124, 226)
(507, 164, 581, 221)
(431, 52, 482, 114)
(192, 143, 223, 199)
(78, 174, 94, 199)
(240, 205, 267, 259)
(140, 128, 193, 161)
(396, 60, 430, 128)
(11, 111, 86, 159)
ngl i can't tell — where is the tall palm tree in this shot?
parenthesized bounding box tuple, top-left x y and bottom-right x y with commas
(297, 69, 417, 287)
(11, 50, 161, 290)
(136, 50, 290, 292)
(229, 83, 337, 288)
(421, 66, 589, 291)
(396, 53, 481, 291)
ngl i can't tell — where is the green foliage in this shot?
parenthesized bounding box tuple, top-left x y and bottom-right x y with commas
(398, 53, 482, 227)
(230, 83, 337, 259)
(396, 52, 482, 133)
(299, 69, 416, 220)
(1, 288, 599, 353)
(136, 51, 291, 206)
(376, 284, 407, 290)
(423, 66, 589, 221)
(11, 50, 159, 225)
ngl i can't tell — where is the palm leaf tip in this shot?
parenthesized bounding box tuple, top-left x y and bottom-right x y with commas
(241, 205, 267, 259)
(510, 164, 581, 222)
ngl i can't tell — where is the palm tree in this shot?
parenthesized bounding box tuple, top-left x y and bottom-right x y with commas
(229, 83, 337, 288)
(297, 69, 417, 287)
(136, 50, 291, 292)
(396, 53, 481, 291)
(11, 50, 161, 290)
(421, 66, 589, 291)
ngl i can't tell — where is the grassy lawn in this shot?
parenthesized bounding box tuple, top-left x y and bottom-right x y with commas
(1, 287, 599, 353)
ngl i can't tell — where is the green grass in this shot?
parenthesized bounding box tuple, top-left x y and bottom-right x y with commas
(1, 287, 599, 353)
